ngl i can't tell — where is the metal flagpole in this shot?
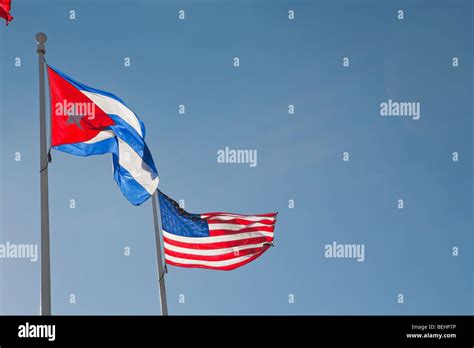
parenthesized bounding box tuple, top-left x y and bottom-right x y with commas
(152, 191, 168, 315)
(36, 32, 51, 316)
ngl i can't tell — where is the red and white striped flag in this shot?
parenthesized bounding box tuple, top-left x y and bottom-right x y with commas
(158, 190, 277, 271)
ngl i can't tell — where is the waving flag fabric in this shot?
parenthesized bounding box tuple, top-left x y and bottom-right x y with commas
(158, 190, 277, 270)
(0, 0, 13, 25)
(47, 65, 159, 205)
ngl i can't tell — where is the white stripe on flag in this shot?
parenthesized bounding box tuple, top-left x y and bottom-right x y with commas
(117, 138, 158, 194)
(203, 215, 276, 222)
(81, 90, 143, 137)
(84, 130, 158, 194)
(207, 223, 272, 230)
(83, 130, 115, 144)
(163, 230, 273, 244)
(163, 240, 269, 256)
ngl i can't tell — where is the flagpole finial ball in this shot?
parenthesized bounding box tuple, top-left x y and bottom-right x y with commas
(36, 33, 47, 44)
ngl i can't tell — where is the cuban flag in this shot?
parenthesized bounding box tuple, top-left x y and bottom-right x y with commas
(47, 65, 159, 205)
(158, 190, 277, 270)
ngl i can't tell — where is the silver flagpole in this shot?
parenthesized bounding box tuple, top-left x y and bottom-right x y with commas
(152, 191, 168, 315)
(36, 33, 51, 316)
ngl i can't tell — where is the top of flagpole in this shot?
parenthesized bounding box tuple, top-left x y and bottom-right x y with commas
(36, 33, 47, 54)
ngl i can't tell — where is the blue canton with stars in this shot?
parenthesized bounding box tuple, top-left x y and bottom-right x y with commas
(158, 190, 210, 238)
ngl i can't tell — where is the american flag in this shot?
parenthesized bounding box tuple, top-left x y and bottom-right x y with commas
(157, 190, 277, 270)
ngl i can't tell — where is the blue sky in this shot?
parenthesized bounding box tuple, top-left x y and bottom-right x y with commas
(0, 0, 472, 315)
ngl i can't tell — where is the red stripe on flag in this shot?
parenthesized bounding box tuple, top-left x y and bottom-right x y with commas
(202, 212, 278, 218)
(165, 245, 271, 271)
(206, 218, 276, 226)
(209, 226, 275, 236)
(163, 235, 273, 250)
(164, 245, 269, 262)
